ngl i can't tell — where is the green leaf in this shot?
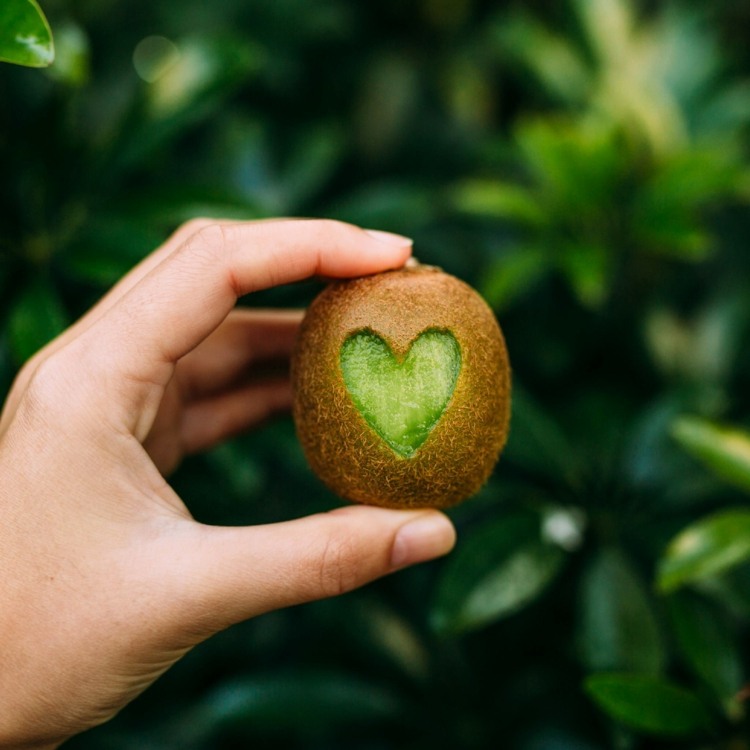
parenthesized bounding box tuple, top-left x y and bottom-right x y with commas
(207, 442, 265, 499)
(642, 148, 744, 210)
(573, 0, 634, 67)
(514, 119, 623, 213)
(497, 15, 591, 104)
(450, 179, 546, 226)
(110, 186, 264, 227)
(62, 217, 165, 287)
(480, 247, 548, 311)
(0, 0, 54, 67)
(109, 35, 263, 178)
(281, 125, 345, 211)
(695, 563, 750, 620)
(646, 296, 745, 387)
(329, 182, 435, 234)
(578, 549, 664, 676)
(431, 510, 567, 634)
(7, 278, 67, 364)
(144, 36, 263, 119)
(672, 416, 750, 493)
(668, 591, 744, 719)
(635, 218, 711, 261)
(355, 52, 419, 159)
(501, 384, 580, 485)
(584, 673, 714, 737)
(652, 7, 721, 105)
(631, 149, 743, 259)
(174, 671, 403, 741)
(657, 509, 750, 593)
(558, 241, 611, 308)
(317, 596, 431, 682)
(438, 54, 495, 130)
(699, 82, 750, 136)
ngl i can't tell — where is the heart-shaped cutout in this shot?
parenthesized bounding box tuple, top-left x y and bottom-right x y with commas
(340, 329, 461, 457)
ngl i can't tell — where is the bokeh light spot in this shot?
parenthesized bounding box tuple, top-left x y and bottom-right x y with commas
(133, 35, 180, 83)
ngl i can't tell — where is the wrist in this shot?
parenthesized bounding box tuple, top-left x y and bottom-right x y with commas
(0, 698, 66, 749)
(0, 733, 62, 750)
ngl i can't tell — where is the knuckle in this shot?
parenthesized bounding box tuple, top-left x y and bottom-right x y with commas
(160, 218, 214, 254)
(291, 218, 349, 247)
(193, 222, 229, 248)
(318, 530, 360, 598)
(18, 354, 72, 423)
(312, 218, 351, 240)
(183, 216, 214, 233)
(7, 350, 44, 398)
(174, 217, 215, 243)
(187, 223, 244, 295)
(186, 223, 232, 267)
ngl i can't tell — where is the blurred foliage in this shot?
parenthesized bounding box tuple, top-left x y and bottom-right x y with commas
(2, 0, 750, 747)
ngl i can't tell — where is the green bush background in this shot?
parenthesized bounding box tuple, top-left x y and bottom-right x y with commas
(3, 0, 750, 747)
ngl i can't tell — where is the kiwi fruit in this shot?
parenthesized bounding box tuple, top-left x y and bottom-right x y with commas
(291, 262, 511, 509)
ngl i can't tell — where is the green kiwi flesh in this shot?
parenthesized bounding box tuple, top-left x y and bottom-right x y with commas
(340, 329, 461, 458)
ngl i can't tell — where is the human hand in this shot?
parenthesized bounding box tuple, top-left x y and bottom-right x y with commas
(0, 219, 456, 748)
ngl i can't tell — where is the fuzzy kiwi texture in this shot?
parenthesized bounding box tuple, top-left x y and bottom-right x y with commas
(291, 264, 511, 509)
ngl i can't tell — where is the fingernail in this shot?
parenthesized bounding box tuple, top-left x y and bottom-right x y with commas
(365, 229, 413, 247)
(390, 513, 456, 569)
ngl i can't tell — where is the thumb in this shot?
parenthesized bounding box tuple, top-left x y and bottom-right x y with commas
(180, 507, 456, 635)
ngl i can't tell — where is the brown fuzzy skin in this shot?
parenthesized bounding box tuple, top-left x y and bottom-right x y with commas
(291, 265, 511, 509)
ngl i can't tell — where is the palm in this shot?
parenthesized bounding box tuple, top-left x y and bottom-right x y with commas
(143, 309, 302, 476)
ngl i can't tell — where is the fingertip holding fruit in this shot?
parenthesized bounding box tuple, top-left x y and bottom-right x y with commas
(364, 229, 413, 247)
(291, 262, 511, 509)
(390, 512, 457, 569)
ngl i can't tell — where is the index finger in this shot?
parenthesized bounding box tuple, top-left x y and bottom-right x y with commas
(69, 219, 412, 434)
